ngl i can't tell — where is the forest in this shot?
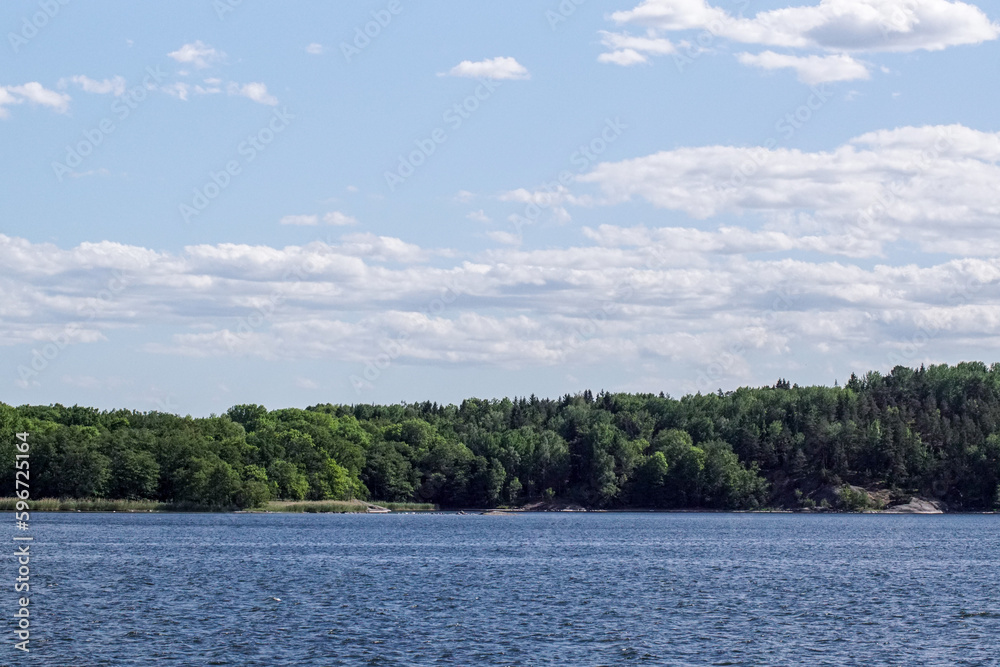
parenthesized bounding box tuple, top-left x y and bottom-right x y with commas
(2, 362, 1000, 511)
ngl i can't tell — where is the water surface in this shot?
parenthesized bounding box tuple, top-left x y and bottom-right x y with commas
(7, 512, 999, 666)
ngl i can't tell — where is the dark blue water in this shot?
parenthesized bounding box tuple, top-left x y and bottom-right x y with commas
(4, 513, 999, 666)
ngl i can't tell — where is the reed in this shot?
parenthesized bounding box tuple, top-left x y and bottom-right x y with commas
(263, 500, 369, 513)
(261, 500, 439, 513)
(0, 497, 439, 513)
(0, 497, 232, 512)
(378, 502, 437, 511)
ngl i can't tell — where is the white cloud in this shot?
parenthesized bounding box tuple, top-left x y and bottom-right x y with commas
(467, 209, 491, 223)
(598, 30, 677, 65)
(306, 43, 324, 55)
(164, 78, 273, 103)
(5, 227, 1000, 381)
(60, 75, 127, 96)
(611, 0, 729, 30)
(160, 82, 190, 101)
(486, 231, 522, 245)
(194, 78, 223, 95)
(444, 56, 530, 80)
(324, 211, 358, 226)
(498, 185, 590, 223)
(613, 0, 999, 51)
(598, 48, 651, 66)
(280, 215, 319, 226)
(12, 83, 72, 112)
(2, 118, 999, 379)
(339, 233, 434, 263)
(602, 0, 1000, 77)
(0, 88, 19, 118)
(572, 124, 1000, 255)
(226, 82, 278, 105)
(0, 82, 71, 117)
(168, 41, 224, 69)
(736, 51, 871, 84)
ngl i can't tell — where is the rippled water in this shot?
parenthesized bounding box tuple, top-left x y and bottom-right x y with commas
(6, 512, 999, 666)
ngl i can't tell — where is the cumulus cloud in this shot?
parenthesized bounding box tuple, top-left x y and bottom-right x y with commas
(280, 215, 319, 226)
(0, 88, 17, 118)
(161, 78, 276, 104)
(339, 233, 434, 263)
(467, 210, 491, 223)
(306, 43, 325, 55)
(168, 41, 225, 69)
(4, 124, 1000, 386)
(59, 75, 127, 96)
(597, 29, 677, 65)
(486, 231, 522, 245)
(574, 124, 1000, 254)
(597, 48, 651, 66)
(226, 82, 278, 105)
(160, 82, 190, 101)
(498, 185, 593, 224)
(194, 78, 223, 95)
(736, 51, 871, 84)
(601, 0, 1000, 79)
(444, 56, 530, 80)
(3, 225, 1000, 387)
(0, 82, 71, 117)
(611, 0, 999, 51)
(324, 211, 358, 226)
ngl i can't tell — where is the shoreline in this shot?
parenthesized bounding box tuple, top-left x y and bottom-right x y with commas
(5, 498, 995, 515)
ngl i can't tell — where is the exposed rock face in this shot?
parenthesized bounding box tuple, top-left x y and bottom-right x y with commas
(883, 497, 945, 514)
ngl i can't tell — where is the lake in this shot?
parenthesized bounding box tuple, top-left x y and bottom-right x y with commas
(8, 512, 1000, 665)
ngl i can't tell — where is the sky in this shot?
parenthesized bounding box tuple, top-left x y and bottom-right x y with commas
(1, 0, 999, 416)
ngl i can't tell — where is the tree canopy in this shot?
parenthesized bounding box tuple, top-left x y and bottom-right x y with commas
(3, 363, 1000, 510)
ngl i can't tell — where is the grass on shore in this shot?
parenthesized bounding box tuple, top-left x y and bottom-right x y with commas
(261, 500, 438, 513)
(377, 501, 437, 511)
(0, 497, 171, 512)
(261, 500, 369, 513)
(0, 497, 439, 513)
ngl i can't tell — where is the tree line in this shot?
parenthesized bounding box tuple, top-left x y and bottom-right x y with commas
(2, 362, 999, 510)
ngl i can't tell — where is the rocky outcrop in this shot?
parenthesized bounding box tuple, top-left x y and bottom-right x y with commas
(883, 497, 945, 514)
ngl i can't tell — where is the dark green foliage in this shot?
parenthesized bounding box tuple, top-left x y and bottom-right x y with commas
(5, 363, 1000, 509)
(837, 485, 875, 512)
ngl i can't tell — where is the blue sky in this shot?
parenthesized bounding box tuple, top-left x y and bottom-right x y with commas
(2, 0, 999, 415)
